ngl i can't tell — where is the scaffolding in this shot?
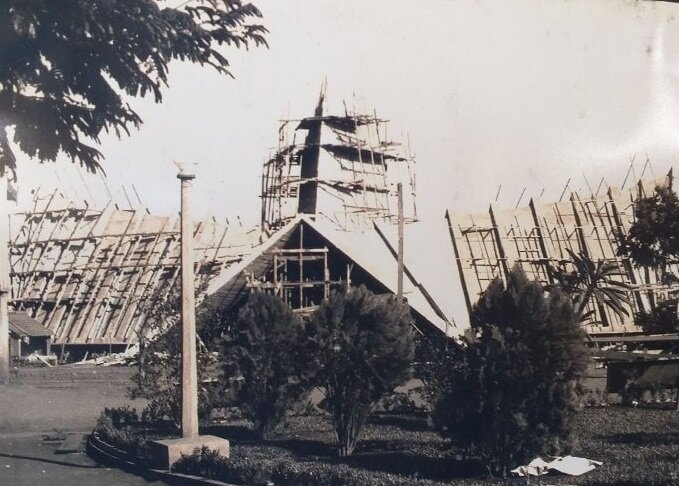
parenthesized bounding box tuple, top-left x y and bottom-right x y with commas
(9, 190, 262, 346)
(447, 172, 679, 335)
(261, 91, 417, 230)
(245, 223, 347, 316)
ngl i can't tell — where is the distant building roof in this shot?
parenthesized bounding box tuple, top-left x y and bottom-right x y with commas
(8, 312, 52, 337)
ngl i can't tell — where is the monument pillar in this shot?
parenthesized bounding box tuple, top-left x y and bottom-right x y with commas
(178, 169, 199, 438)
(149, 165, 229, 469)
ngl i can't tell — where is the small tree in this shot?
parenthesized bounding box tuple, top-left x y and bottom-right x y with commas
(434, 266, 587, 477)
(618, 184, 679, 283)
(308, 285, 415, 457)
(129, 286, 218, 428)
(221, 292, 308, 440)
(548, 249, 631, 325)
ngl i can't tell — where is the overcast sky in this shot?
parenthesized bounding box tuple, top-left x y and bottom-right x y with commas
(12, 0, 679, 226)
(9, 0, 679, 327)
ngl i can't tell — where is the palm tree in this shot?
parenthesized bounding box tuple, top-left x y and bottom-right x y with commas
(548, 249, 632, 326)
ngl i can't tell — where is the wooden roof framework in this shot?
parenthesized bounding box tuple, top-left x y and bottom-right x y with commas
(9, 191, 260, 346)
(447, 173, 679, 335)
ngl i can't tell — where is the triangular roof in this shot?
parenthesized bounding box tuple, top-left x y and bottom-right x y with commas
(203, 215, 462, 337)
(203, 215, 302, 312)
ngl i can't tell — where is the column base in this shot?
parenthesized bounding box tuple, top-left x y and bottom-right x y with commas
(148, 435, 230, 470)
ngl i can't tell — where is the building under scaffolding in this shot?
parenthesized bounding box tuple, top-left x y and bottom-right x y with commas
(205, 92, 459, 337)
(447, 173, 679, 335)
(9, 190, 264, 351)
(204, 214, 459, 338)
(6, 93, 457, 355)
(261, 91, 417, 230)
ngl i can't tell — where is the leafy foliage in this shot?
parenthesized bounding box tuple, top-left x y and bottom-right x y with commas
(635, 298, 679, 334)
(221, 291, 310, 440)
(307, 285, 415, 456)
(434, 266, 587, 477)
(94, 407, 150, 459)
(128, 286, 220, 429)
(618, 184, 679, 279)
(0, 0, 267, 173)
(548, 248, 631, 324)
(412, 331, 464, 412)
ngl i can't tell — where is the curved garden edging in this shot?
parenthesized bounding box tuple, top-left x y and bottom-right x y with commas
(86, 432, 238, 486)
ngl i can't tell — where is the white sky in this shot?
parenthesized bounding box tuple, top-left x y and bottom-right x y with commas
(10, 0, 679, 327)
(7, 0, 679, 224)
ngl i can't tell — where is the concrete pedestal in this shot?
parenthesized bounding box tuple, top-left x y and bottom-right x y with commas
(148, 435, 230, 470)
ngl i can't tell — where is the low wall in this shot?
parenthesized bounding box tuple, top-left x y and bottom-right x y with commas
(10, 365, 135, 386)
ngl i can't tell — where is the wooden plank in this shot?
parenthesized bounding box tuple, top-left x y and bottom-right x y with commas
(107, 216, 172, 340)
(43, 203, 113, 340)
(67, 210, 137, 342)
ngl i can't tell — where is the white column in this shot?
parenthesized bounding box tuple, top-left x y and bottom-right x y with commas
(178, 169, 198, 438)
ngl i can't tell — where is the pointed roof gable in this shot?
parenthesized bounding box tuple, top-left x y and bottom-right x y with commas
(202, 215, 461, 337)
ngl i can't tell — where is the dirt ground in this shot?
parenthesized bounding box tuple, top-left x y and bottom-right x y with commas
(0, 366, 155, 486)
(0, 382, 146, 434)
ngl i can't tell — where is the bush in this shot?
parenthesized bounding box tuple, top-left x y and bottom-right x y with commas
(635, 298, 679, 334)
(433, 266, 587, 477)
(413, 331, 464, 412)
(307, 285, 415, 456)
(129, 286, 220, 429)
(221, 292, 310, 439)
(172, 443, 448, 486)
(618, 184, 679, 280)
(94, 408, 147, 458)
(173, 446, 271, 485)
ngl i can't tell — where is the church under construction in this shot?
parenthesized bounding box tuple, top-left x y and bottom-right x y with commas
(8, 92, 457, 356)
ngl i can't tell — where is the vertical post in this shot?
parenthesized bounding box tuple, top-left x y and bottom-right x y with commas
(0, 175, 10, 385)
(397, 182, 404, 303)
(178, 168, 199, 438)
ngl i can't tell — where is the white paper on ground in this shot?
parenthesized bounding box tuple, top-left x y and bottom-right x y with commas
(511, 456, 603, 477)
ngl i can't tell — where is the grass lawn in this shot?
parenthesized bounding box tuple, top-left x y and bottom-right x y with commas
(186, 407, 678, 486)
(572, 407, 679, 485)
(101, 406, 679, 485)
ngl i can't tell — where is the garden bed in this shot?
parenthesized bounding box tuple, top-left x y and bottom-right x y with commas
(92, 408, 679, 485)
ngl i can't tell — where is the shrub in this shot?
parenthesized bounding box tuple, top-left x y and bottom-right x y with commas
(172, 445, 272, 485)
(221, 292, 310, 439)
(128, 286, 220, 429)
(414, 331, 464, 412)
(618, 184, 679, 281)
(635, 298, 679, 334)
(307, 285, 415, 456)
(94, 408, 146, 457)
(172, 443, 448, 486)
(374, 388, 426, 414)
(433, 266, 587, 477)
(105, 406, 139, 428)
